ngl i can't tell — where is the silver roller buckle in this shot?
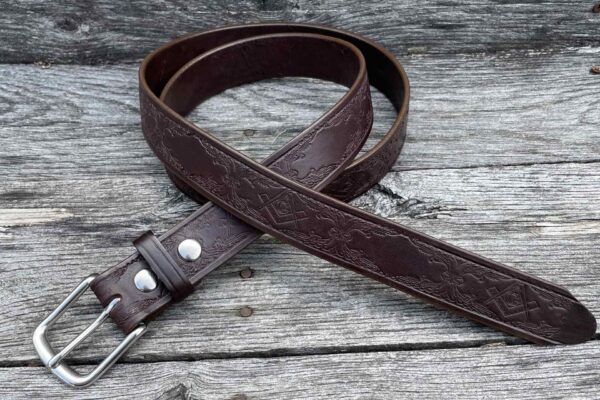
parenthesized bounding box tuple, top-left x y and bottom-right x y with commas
(32, 274, 147, 387)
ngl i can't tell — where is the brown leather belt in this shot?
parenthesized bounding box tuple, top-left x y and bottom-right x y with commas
(33, 23, 596, 387)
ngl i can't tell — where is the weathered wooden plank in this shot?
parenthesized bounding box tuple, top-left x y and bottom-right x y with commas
(1, 159, 598, 364)
(1, 2, 597, 398)
(1, 48, 599, 174)
(1, 1, 599, 63)
(1, 342, 599, 399)
(1, 47, 599, 364)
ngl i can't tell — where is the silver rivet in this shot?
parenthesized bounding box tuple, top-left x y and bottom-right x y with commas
(178, 239, 202, 261)
(134, 269, 157, 292)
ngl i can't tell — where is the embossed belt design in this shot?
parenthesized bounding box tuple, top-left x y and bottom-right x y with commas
(33, 23, 596, 387)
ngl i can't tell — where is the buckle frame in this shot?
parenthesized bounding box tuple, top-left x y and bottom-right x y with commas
(33, 274, 147, 387)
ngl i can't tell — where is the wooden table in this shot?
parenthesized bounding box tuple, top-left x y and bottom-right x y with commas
(1, 1, 598, 398)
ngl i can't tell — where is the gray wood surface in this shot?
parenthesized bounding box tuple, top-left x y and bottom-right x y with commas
(1, 342, 599, 400)
(1, 1, 599, 63)
(0, 1, 599, 398)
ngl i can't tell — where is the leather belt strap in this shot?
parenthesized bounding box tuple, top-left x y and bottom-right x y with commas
(89, 23, 595, 345)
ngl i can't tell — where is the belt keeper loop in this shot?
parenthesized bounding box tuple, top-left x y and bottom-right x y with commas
(133, 230, 193, 301)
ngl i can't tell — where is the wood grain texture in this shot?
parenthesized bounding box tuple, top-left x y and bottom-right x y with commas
(1, 1, 599, 396)
(1, 1, 599, 63)
(1, 48, 599, 173)
(1, 160, 598, 365)
(1, 342, 599, 399)
(0, 52, 598, 366)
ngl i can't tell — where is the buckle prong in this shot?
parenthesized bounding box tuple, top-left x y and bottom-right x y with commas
(33, 274, 147, 387)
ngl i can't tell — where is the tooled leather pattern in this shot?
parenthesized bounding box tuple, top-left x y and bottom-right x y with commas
(92, 75, 374, 330)
(400, 237, 572, 338)
(324, 112, 408, 201)
(90, 26, 593, 342)
(140, 88, 576, 343)
(161, 78, 374, 278)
